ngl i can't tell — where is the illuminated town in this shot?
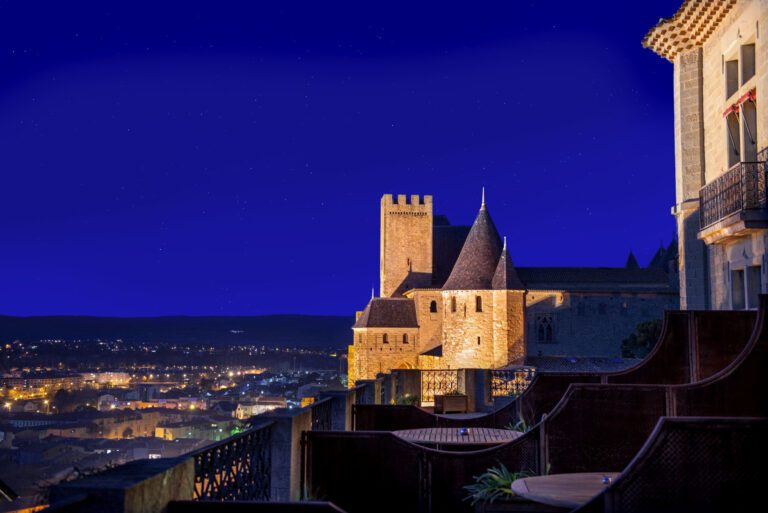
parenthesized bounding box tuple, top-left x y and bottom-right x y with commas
(2, 1, 767, 512)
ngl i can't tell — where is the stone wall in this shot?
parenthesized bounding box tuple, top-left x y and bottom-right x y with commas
(701, 0, 763, 181)
(441, 290, 497, 369)
(673, 47, 709, 310)
(708, 232, 768, 309)
(380, 194, 433, 297)
(410, 289, 443, 352)
(525, 290, 679, 357)
(699, 1, 768, 308)
(492, 290, 526, 367)
(350, 326, 419, 384)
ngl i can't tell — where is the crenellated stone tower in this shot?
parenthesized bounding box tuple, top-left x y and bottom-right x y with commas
(380, 194, 433, 297)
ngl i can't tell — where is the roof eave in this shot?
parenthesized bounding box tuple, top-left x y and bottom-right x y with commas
(643, 0, 738, 61)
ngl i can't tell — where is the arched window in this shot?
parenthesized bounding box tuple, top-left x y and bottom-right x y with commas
(402, 334, 408, 344)
(383, 334, 389, 344)
(429, 300, 438, 313)
(536, 314, 553, 343)
(475, 296, 482, 312)
(451, 296, 457, 313)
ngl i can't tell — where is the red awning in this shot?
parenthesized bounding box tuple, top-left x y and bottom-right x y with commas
(723, 88, 756, 118)
(737, 88, 757, 105)
(723, 103, 739, 117)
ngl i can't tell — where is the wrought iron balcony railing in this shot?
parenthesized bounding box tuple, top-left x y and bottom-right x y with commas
(191, 421, 273, 501)
(420, 369, 462, 403)
(490, 367, 536, 398)
(700, 160, 768, 229)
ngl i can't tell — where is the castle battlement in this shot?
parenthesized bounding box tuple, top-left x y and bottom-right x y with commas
(381, 194, 433, 208)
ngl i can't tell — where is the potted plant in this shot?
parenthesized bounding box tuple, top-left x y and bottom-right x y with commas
(464, 464, 542, 512)
(396, 393, 420, 406)
(434, 388, 468, 413)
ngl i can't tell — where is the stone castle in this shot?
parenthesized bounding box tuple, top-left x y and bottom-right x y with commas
(348, 192, 679, 386)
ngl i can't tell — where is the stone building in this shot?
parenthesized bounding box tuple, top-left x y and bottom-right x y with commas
(645, 0, 768, 310)
(348, 193, 679, 385)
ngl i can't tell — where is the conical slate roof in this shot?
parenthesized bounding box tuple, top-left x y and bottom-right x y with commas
(648, 244, 668, 270)
(625, 251, 639, 269)
(665, 238, 678, 261)
(443, 196, 503, 290)
(492, 238, 526, 290)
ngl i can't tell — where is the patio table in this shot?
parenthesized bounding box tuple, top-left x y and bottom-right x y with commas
(510, 472, 620, 509)
(392, 427, 521, 448)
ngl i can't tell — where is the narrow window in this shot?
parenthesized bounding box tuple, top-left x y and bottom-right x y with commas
(741, 44, 755, 84)
(742, 100, 757, 162)
(598, 303, 607, 315)
(383, 334, 389, 344)
(746, 266, 761, 309)
(451, 297, 456, 313)
(477, 336, 481, 346)
(402, 334, 408, 344)
(429, 300, 438, 313)
(731, 269, 746, 310)
(536, 314, 553, 343)
(358, 334, 362, 344)
(726, 59, 739, 98)
(577, 303, 586, 316)
(727, 112, 742, 167)
(475, 296, 482, 312)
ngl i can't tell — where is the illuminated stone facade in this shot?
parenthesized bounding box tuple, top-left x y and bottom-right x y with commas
(645, 0, 768, 310)
(348, 193, 679, 386)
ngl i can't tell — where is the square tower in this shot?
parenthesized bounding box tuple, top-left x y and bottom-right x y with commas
(380, 194, 433, 297)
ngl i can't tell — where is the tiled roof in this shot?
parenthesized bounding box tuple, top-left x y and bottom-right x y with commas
(524, 356, 641, 373)
(492, 241, 525, 290)
(517, 267, 675, 292)
(443, 203, 502, 290)
(643, 0, 737, 61)
(353, 298, 418, 328)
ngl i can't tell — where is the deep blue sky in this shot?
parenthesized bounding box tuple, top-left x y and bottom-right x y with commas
(0, 1, 681, 316)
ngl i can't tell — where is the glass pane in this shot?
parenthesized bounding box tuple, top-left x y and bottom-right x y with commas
(741, 44, 755, 84)
(732, 269, 746, 310)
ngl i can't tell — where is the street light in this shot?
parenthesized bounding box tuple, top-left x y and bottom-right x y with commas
(4, 402, 11, 413)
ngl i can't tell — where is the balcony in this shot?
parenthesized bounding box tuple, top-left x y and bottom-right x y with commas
(699, 160, 768, 244)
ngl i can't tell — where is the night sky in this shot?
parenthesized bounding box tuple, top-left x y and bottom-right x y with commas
(1, 1, 681, 316)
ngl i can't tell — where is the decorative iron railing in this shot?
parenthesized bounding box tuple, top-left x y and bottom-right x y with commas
(309, 397, 333, 431)
(190, 421, 273, 501)
(700, 160, 767, 229)
(490, 367, 536, 398)
(420, 369, 462, 403)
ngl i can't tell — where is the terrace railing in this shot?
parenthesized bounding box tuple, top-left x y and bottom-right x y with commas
(700, 160, 767, 229)
(490, 367, 536, 398)
(305, 296, 768, 512)
(420, 369, 462, 403)
(190, 421, 273, 501)
(309, 397, 333, 431)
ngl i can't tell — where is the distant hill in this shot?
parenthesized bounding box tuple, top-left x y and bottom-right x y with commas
(0, 314, 354, 349)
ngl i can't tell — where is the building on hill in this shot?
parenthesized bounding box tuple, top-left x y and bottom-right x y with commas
(348, 193, 679, 385)
(644, 0, 768, 311)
